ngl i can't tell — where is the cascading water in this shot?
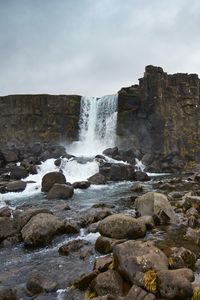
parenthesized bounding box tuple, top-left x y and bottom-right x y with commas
(68, 94, 118, 156)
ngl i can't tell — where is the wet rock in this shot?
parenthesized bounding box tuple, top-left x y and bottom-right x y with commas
(73, 181, 91, 189)
(0, 217, 17, 243)
(26, 274, 57, 295)
(2, 149, 19, 163)
(103, 147, 119, 157)
(10, 166, 29, 180)
(168, 247, 197, 269)
(95, 270, 123, 297)
(185, 227, 200, 244)
(41, 171, 66, 192)
(6, 180, 27, 192)
(54, 158, 62, 167)
(21, 213, 64, 246)
(79, 207, 112, 227)
(58, 239, 89, 256)
(168, 191, 187, 201)
(135, 192, 175, 224)
(135, 171, 150, 182)
(64, 219, 80, 234)
(87, 221, 99, 233)
(186, 207, 200, 228)
(94, 255, 113, 272)
(1, 233, 22, 246)
(125, 285, 155, 300)
(0, 206, 12, 217)
(183, 191, 200, 212)
(47, 183, 74, 199)
(98, 213, 146, 239)
(113, 240, 168, 283)
(157, 268, 194, 300)
(95, 236, 126, 254)
(137, 216, 155, 230)
(99, 163, 136, 181)
(88, 173, 107, 184)
(0, 287, 17, 300)
(73, 270, 98, 291)
(14, 207, 52, 231)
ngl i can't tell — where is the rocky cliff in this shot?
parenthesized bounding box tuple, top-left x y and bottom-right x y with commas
(117, 65, 200, 172)
(0, 66, 200, 172)
(0, 94, 81, 146)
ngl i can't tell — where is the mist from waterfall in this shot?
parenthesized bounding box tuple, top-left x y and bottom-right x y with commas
(68, 94, 118, 156)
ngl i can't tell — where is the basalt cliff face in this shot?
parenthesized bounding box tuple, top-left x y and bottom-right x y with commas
(0, 94, 81, 146)
(0, 66, 200, 172)
(117, 66, 200, 172)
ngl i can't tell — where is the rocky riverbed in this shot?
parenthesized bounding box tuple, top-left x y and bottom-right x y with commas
(0, 144, 200, 300)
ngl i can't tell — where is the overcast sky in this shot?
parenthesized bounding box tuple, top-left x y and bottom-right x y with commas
(0, 0, 200, 96)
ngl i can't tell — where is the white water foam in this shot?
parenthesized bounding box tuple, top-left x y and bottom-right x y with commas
(68, 94, 118, 156)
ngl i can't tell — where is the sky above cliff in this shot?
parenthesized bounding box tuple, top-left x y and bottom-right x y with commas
(0, 0, 200, 96)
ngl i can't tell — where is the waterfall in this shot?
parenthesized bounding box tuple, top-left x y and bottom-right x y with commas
(68, 94, 118, 156)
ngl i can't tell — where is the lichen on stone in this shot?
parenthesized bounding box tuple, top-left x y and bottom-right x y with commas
(144, 269, 157, 293)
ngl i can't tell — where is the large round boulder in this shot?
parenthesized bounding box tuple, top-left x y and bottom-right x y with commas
(135, 192, 175, 224)
(98, 213, 146, 239)
(157, 268, 194, 300)
(47, 183, 74, 199)
(21, 213, 64, 246)
(41, 172, 66, 192)
(113, 240, 168, 283)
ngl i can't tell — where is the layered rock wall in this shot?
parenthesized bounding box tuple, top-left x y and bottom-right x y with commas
(0, 94, 81, 146)
(117, 66, 200, 171)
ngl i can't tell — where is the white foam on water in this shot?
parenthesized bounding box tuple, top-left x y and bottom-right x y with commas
(61, 158, 99, 183)
(67, 94, 118, 156)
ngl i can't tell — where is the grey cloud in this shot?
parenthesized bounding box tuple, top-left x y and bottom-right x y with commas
(0, 0, 200, 96)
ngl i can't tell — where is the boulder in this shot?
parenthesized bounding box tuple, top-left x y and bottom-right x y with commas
(135, 192, 175, 224)
(0, 288, 17, 300)
(47, 183, 74, 199)
(64, 219, 80, 234)
(183, 191, 200, 212)
(2, 149, 19, 163)
(125, 285, 155, 300)
(26, 274, 57, 295)
(41, 172, 66, 192)
(58, 239, 89, 256)
(94, 255, 113, 272)
(135, 171, 150, 182)
(21, 213, 64, 246)
(0, 217, 17, 243)
(88, 173, 107, 185)
(73, 181, 91, 189)
(168, 247, 197, 269)
(73, 270, 98, 291)
(103, 147, 119, 157)
(95, 236, 126, 254)
(6, 180, 27, 192)
(99, 163, 136, 181)
(14, 208, 52, 231)
(0, 206, 12, 217)
(10, 166, 29, 180)
(79, 207, 112, 227)
(95, 270, 123, 297)
(98, 213, 146, 239)
(113, 240, 168, 283)
(157, 268, 194, 300)
(185, 227, 200, 245)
